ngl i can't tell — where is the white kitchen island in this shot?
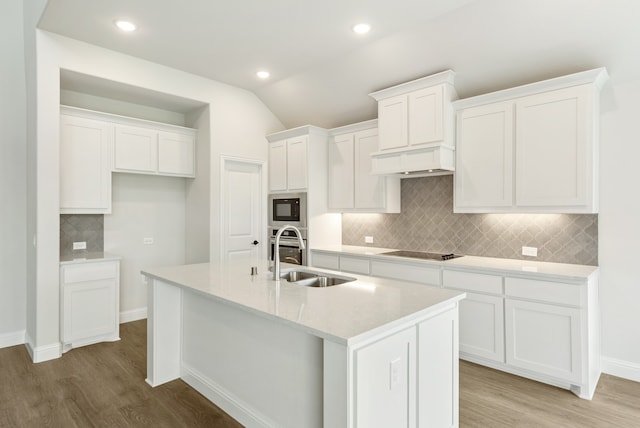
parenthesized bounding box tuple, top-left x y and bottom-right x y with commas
(142, 259, 465, 428)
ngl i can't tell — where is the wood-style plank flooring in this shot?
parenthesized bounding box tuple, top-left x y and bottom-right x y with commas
(1, 320, 639, 427)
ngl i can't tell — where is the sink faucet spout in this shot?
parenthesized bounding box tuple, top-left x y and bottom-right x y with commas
(273, 225, 306, 280)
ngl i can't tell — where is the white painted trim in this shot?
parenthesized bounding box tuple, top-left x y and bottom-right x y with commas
(182, 363, 279, 428)
(27, 340, 62, 363)
(120, 307, 147, 324)
(602, 357, 640, 383)
(0, 330, 26, 349)
(24, 333, 62, 363)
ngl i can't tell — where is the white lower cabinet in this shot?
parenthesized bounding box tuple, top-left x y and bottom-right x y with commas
(371, 260, 441, 286)
(60, 259, 120, 351)
(443, 270, 504, 363)
(459, 292, 504, 363)
(339, 256, 370, 275)
(505, 299, 581, 383)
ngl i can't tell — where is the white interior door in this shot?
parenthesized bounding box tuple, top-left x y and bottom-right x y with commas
(221, 158, 264, 262)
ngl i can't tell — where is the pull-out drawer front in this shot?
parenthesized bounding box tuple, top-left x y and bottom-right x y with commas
(371, 260, 441, 286)
(62, 261, 119, 284)
(340, 256, 371, 275)
(443, 269, 503, 295)
(311, 252, 340, 270)
(505, 277, 583, 307)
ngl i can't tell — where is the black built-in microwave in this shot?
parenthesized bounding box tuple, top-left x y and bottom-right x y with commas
(268, 192, 307, 228)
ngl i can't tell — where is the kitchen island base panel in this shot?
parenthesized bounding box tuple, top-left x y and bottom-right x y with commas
(144, 263, 464, 427)
(181, 288, 323, 428)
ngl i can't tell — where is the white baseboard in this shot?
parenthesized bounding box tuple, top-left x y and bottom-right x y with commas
(602, 356, 640, 382)
(181, 364, 278, 428)
(120, 307, 147, 324)
(0, 330, 25, 349)
(24, 332, 61, 363)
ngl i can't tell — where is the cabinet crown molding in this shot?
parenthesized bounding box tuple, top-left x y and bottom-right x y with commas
(369, 70, 456, 101)
(327, 119, 378, 136)
(453, 67, 609, 110)
(266, 125, 328, 142)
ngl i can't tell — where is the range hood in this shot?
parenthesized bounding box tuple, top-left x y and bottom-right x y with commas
(370, 142, 455, 178)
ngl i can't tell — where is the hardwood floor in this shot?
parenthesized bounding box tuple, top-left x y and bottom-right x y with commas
(1, 320, 639, 427)
(460, 360, 640, 427)
(0, 321, 241, 428)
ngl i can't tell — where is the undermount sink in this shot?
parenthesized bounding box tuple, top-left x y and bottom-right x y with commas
(280, 269, 356, 287)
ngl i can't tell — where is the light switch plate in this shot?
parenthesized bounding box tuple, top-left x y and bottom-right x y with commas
(365, 236, 374, 244)
(522, 246, 538, 257)
(143, 237, 154, 245)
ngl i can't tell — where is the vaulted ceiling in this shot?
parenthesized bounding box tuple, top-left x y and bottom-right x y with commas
(39, 0, 640, 128)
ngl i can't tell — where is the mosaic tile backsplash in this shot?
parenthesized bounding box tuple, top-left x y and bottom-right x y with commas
(342, 175, 598, 265)
(60, 214, 104, 256)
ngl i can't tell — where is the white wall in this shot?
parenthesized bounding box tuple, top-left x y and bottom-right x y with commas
(104, 174, 187, 321)
(0, 0, 27, 347)
(599, 78, 640, 380)
(27, 30, 283, 360)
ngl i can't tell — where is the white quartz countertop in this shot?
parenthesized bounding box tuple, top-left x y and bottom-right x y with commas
(142, 259, 465, 345)
(311, 245, 598, 281)
(60, 252, 121, 265)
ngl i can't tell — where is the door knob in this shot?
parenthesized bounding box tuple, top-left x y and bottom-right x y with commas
(252, 240, 259, 245)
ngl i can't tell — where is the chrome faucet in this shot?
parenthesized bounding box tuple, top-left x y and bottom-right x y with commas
(273, 225, 306, 280)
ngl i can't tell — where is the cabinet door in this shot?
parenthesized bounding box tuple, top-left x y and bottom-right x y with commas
(328, 133, 355, 210)
(114, 125, 158, 173)
(455, 101, 514, 211)
(268, 140, 288, 192)
(408, 85, 443, 146)
(515, 85, 593, 210)
(378, 94, 408, 150)
(505, 299, 582, 382)
(60, 115, 112, 214)
(354, 128, 385, 209)
(286, 136, 308, 190)
(63, 278, 117, 343)
(158, 131, 195, 177)
(355, 327, 416, 428)
(459, 292, 505, 363)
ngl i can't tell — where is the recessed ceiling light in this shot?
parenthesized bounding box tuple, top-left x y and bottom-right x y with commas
(115, 20, 137, 32)
(256, 70, 270, 79)
(353, 23, 371, 34)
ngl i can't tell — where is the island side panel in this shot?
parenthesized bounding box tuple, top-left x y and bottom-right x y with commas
(417, 305, 459, 428)
(146, 278, 182, 387)
(180, 288, 324, 428)
(323, 340, 351, 428)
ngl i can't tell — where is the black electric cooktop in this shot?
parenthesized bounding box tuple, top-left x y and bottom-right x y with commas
(381, 250, 463, 261)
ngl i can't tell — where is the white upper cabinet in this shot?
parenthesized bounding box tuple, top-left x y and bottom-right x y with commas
(268, 135, 308, 192)
(455, 101, 514, 209)
(515, 85, 592, 208)
(454, 68, 608, 213)
(369, 70, 457, 175)
(328, 121, 400, 213)
(114, 125, 158, 173)
(60, 113, 112, 214)
(114, 125, 195, 178)
(158, 131, 196, 176)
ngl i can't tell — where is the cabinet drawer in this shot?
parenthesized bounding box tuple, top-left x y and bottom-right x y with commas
(340, 256, 370, 274)
(311, 252, 340, 270)
(371, 260, 441, 286)
(443, 270, 502, 295)
(505, 277, 583, 307)
(62, 262, 118, 284)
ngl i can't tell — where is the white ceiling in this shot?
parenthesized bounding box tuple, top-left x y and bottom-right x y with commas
(40, 0, 640, 128)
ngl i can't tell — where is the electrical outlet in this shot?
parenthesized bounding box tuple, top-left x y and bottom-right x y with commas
(73, 241, 87, 250)
(143, 237, 154, 245)
(365, 236, 374, 244)
(522, 246, 538, 257)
